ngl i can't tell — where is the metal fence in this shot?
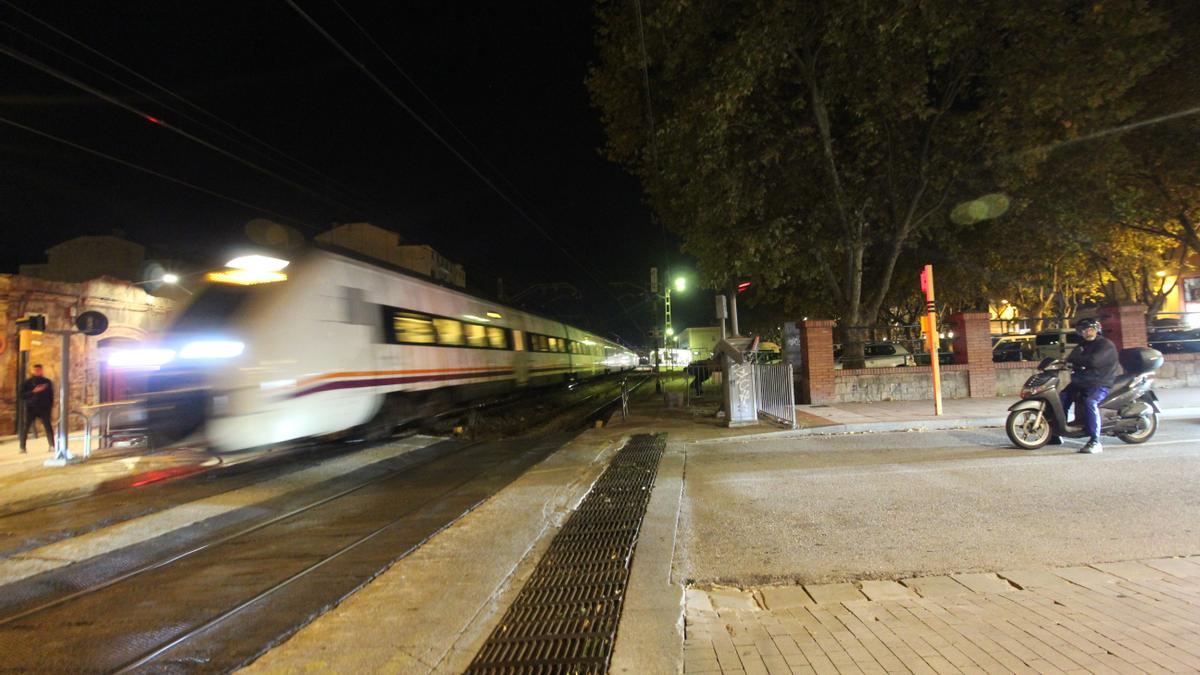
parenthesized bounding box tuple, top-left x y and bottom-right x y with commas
(753, 363, 797, 429)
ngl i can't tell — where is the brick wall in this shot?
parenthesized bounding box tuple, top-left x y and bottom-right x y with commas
(1098, 305, 1148, 350)
(949, 312, 996, 398)
(798, 319, 835, 405)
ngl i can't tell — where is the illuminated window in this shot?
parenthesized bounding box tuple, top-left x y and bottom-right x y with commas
(392, 312, 436, 344)
(433, 318, 464, 345)
(463, 322, 488, 348)
(487, 326, 508, 349)
(548, 337, 559, 352)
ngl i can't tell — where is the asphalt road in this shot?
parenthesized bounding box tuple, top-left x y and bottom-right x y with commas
(678, 417, 1200, 585)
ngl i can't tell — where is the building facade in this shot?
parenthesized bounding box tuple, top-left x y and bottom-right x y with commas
(316, 222, 466, 288)
(20, 235, 146, 283)
(1, 275, 174, 434)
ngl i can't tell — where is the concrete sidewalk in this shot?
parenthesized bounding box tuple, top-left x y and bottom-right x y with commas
(771, 386, 1200, 437)
(0, 434, 212, 515)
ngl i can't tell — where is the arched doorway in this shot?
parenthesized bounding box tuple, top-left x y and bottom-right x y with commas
(98, 336, 146, 402)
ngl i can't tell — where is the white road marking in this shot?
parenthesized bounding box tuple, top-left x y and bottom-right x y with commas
(0, 437, 439, 588)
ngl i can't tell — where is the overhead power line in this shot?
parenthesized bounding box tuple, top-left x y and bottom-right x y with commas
(0, 43, 371, 218)
(0, 115, 310, 227)
(0, 3, 377, 215)
(285, 0, 645, 334)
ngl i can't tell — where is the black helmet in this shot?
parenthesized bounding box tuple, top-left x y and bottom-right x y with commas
(1075, 318, 1102, 334)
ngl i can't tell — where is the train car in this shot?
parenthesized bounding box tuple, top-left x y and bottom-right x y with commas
(108, 246, 635, 451)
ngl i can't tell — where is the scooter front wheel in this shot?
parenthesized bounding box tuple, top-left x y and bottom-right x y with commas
(1006, 408, 1051, 449)
(1117, 413, 1158, 444)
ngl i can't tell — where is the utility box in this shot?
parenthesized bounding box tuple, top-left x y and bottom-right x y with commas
(716, 336, 759, 427)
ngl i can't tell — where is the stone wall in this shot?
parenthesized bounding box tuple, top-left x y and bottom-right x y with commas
(1156, 354, 1200, 389)
(834, 366, 970, 403)
(995, 363, 1039, 397)
(0, 275, 174, 434)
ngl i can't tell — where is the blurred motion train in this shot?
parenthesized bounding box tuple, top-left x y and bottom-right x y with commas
(108, 246, 637, 451)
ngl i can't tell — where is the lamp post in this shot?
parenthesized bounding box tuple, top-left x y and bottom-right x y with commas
(663, 276, 686, 365)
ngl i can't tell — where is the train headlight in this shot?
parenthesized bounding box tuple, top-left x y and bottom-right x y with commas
(180, 340, 245, 359)
(108, 348, 177, 368)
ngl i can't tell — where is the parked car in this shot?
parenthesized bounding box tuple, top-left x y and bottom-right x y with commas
(834, 342, 911, 369)
(992, 334, 1036, 362)
(1149, 327, 1200, 354)
(1034, 330, 1082, 361)
(912, 350, 955, 366)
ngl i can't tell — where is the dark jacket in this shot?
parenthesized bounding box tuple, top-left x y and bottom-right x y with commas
(21, 375, 54, 411)
(1067, 335, 1120, 388)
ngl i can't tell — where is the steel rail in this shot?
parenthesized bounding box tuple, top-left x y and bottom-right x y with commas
(110, 383, 642, 672)
(0, 438, 473, 628)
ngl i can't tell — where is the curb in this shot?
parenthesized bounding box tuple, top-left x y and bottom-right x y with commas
(694, 405, 1200, 444)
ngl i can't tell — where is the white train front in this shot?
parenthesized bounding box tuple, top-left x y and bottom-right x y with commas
(109, 247, 636, 451)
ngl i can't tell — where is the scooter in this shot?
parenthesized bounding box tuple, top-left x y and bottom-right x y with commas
(1005, 347, 1163, 449)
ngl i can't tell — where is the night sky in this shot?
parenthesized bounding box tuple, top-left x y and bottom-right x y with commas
(0, 1, 703, 344)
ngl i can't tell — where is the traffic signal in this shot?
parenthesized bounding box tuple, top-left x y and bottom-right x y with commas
(19, 314, 46, 332)
(736, 281, 752, 293)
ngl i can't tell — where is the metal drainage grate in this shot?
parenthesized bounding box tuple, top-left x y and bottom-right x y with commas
(466, 433, 667, 674)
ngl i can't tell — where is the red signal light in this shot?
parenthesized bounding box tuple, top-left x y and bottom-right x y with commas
(737, 281, 751, 293)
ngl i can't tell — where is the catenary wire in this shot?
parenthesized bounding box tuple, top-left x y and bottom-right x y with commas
(1, 2, 595, 321)
(0, 115, 310, 228)
(284, 0, 645, 335)
(0, 1, 402, 225)
(0, 43, 372, 219)
(327, 0, 566, 234)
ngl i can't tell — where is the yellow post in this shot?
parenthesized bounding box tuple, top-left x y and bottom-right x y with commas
(921, 265, 943, 416)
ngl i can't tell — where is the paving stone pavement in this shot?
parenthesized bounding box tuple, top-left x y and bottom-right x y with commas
(683, 556, 1200, 674)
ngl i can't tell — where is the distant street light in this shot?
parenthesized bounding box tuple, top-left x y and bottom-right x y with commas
(674, 276, 686, 292)
(1156, 270, 1167, 278)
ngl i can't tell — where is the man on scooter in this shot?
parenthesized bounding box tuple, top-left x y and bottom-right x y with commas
(1051, 318, 1120, 454)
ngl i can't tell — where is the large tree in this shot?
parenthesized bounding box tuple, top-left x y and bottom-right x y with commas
(589, 0, 1169, 364)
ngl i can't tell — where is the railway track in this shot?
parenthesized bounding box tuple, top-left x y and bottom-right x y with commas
(0, 379, 641, 673)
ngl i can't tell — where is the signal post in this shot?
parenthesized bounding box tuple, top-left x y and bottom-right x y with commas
(920, 265, 943, 416)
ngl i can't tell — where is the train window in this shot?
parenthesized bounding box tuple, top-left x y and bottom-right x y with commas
(391, 311, 436, 344)
(548, 337, 560, 352)
(487, 326, 508, 349)
(537, 335, 549, 352)
(512, 329, 524, 351)
(463, 322, 488, 348)
(433, 318, 464, 345)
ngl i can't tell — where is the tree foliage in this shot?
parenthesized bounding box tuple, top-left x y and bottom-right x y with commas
(588, 0, 1171, 360)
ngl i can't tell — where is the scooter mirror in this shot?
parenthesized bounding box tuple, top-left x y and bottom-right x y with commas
(1037, 357, 1056, 370)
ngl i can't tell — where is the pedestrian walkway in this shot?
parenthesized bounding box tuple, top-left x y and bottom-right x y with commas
(683, 556, 1200, 674)
(782, 387, 1200, 436)
(0, 434, 210, 516)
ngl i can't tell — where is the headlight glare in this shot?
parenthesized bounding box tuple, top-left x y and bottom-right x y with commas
(108, 348, 177, 368)
(180, 340, 245, 359)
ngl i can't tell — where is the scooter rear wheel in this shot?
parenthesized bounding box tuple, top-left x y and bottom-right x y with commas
(1117, 412, 1158, 444)
(1006, 409, 1051, 449)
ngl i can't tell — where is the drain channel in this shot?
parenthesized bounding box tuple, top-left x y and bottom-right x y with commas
(466, 433, 667, 674)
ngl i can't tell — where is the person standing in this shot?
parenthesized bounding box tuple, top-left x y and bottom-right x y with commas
(20, 364, 55, 454)
(1052, 319, 1119, 454)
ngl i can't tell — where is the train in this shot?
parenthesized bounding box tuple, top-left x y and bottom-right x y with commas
(108, 245, 637, 451)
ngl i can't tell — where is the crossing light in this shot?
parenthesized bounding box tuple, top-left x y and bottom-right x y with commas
(737, 281, 752, 293)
